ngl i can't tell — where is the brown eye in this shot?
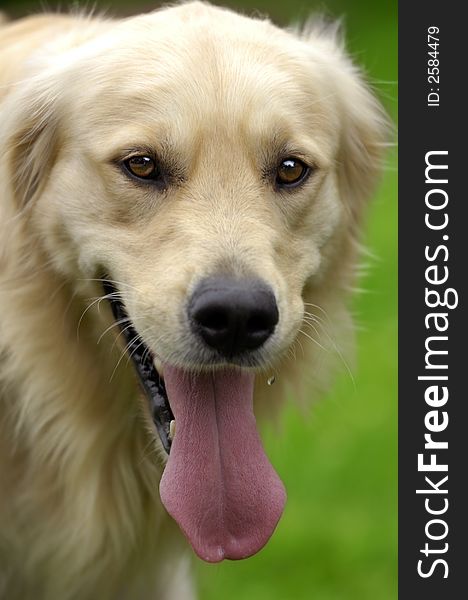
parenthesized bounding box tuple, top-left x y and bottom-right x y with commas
(124, 155, 160, 180)
(276, 158, 310, 187)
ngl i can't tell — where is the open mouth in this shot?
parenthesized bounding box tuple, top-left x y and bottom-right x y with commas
(103, 279, 286, 563)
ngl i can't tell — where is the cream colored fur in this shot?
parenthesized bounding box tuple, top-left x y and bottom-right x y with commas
(0, 2, 386, 598)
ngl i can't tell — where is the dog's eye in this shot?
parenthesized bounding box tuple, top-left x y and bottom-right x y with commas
(276, 158, 310, 188)
(123, 156, 160, 180)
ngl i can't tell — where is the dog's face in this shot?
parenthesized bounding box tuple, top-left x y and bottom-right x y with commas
(11, 2, 384, 375)
(3, 1, 386, 563)
(55, 41, 335, 371)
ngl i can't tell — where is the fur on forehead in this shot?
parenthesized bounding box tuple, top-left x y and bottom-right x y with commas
(4, 0, 387, 251)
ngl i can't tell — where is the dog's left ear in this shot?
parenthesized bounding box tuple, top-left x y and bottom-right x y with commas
(334, 58, 389, 235)
(4, 74, 60, 208)
(301, 23, 389, 234)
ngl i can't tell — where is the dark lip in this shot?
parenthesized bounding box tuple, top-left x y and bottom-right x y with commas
(102, 279, 174, 455)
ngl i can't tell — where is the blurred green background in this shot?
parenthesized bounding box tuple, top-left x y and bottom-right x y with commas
(0, 0, 397, 598)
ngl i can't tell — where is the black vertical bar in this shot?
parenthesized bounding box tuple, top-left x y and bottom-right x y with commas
(399, 3, 466, 598)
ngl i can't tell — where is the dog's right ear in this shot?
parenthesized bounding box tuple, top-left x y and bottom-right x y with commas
(4, 76, 60, 208)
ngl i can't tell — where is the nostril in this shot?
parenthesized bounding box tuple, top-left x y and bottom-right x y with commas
(196, 307, 229, 332)
(246, 312, 273, 335)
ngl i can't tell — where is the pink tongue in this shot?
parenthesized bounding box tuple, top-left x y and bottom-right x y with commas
(159, 366, 286, 562)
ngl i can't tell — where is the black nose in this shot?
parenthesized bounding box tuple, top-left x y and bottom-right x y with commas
(189, 277, 279, 357)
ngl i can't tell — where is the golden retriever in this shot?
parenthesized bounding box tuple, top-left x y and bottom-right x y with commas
(0, 2, 387, 598)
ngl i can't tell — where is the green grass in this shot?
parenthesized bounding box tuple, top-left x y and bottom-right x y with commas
(3, 1, 397, 597)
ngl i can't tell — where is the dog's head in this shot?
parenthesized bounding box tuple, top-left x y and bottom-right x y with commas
(3, 2, 387, 563)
